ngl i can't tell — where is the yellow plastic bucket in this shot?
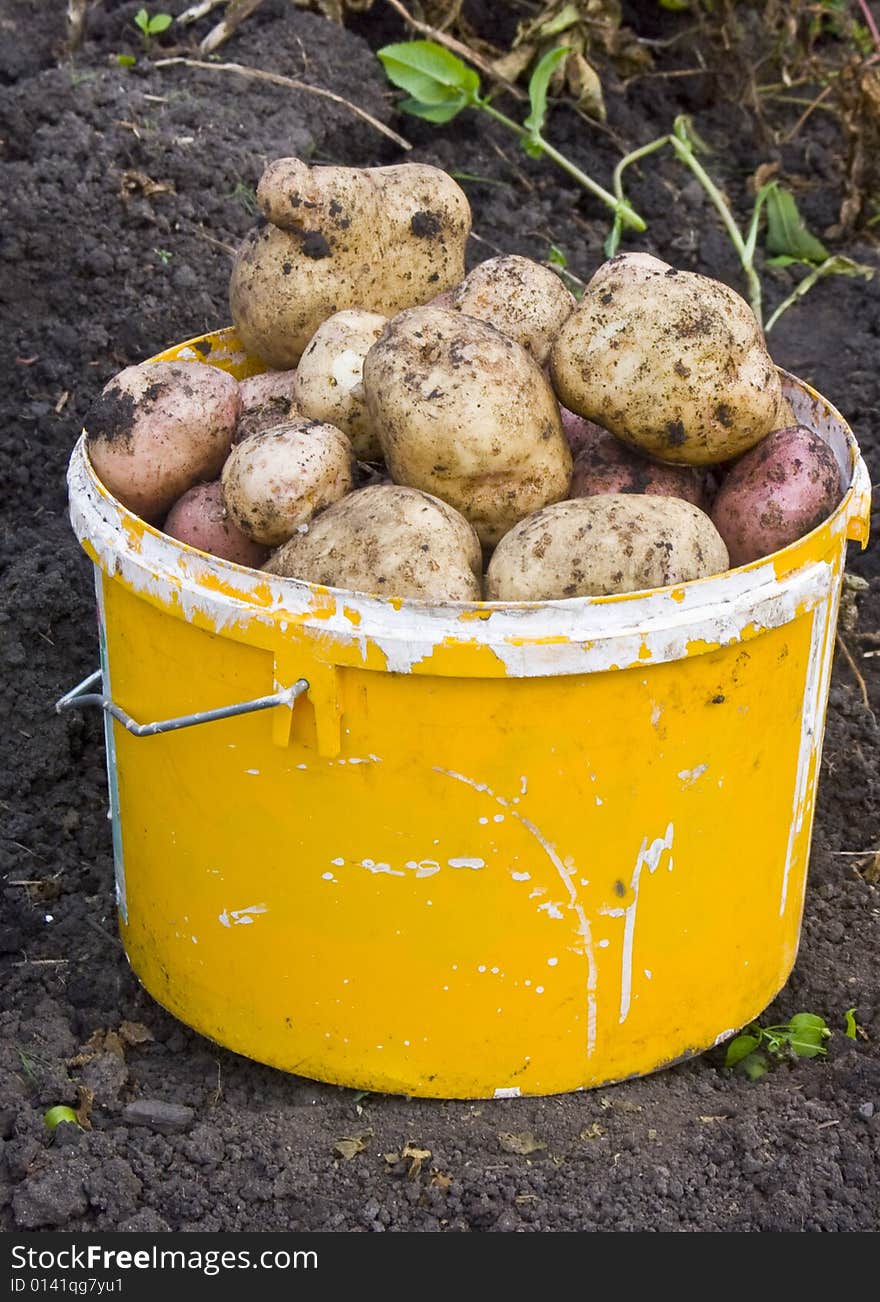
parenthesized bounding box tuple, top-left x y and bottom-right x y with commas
(64, 328, 871, 1098)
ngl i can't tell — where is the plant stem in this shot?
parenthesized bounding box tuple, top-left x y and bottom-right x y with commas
(667, 132, 763, 324)
(478, 100, 645, 232)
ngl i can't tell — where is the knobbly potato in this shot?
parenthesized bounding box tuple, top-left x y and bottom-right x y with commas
(486, 495, 729, 600)
(550, 253, 789, 465)
(364, 307, 572, 546)
(711, 425, 843, 565)
(294, 310, 388, 461)
(264, 484, 482, 602)
(570, 424, 708, 507)
(237, 370, 300, 442)
(85, 361, 240, 521)
(163, 482, 270, 568)
(221, 419, 354, 547)
(449, 255, 575, 365)
(229, 159, 471, 369)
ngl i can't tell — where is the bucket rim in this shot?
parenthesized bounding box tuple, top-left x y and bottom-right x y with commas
(67, 354, 870, 676)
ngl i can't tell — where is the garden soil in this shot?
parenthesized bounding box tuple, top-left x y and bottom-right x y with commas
(1, 0, 878, 1233)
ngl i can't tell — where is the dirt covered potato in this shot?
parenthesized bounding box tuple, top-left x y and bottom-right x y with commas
(550, 253, 789, 465)
(486, 495, 729, 601)
(221, 419, 354, 547)
(163, 482, 270, 568)
(711, 425, 843, 565)
(449, 255, 575, 365)
(570, 424, 708, 507)
(237, 370, 299, 442)
(294, 310, 388, 461)
(85, 361, 240, 521)
(230, 159, 470, 369)
(264, 484, 482, 602)
(364, 307, 572, 546)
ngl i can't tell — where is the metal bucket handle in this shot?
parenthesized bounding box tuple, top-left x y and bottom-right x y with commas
(56, 669, 310, 738)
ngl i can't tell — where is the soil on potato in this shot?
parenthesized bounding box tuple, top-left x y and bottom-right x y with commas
(1, 0, 878, 1233)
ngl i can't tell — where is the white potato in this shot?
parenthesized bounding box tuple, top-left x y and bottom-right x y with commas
(486, 495, 729, 600)
(363, 307, 572, 546)
(449, 255, 575, 364)
(264, 484, 482, 602)
(294, 310, 388, 461)
(550, 254, 789, 464)
(221, 418, 354, 547)
(230, 159, 470, 369)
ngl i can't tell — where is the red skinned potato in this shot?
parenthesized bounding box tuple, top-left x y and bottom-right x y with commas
(221, 418, 354, 547)
(570, 424, 707, 507)
(85, 361, 240, 521)
(560, 406, 606, 458)
(163, 482, 270, 568)
(711, 425, 843, 566)
(237, 370, 299, 442)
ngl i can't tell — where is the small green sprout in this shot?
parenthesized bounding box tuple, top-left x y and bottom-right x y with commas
(844, 1007, 859, 1039)
(377, 41, 645, 239)
(134, 9, 173, 50)
(725, 1012, 832, 1080)
(116, 54, 137, 68)
(154, 248, 173, 265)
(43, 1105, 80, 1133)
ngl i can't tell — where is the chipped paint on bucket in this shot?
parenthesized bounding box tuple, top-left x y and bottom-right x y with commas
(67, 328, 871, 1098)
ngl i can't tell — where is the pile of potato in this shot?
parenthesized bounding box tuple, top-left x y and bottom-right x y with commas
(84, 158, 845, 605)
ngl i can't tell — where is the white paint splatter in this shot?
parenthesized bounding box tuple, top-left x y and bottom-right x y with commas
(511, 871, 531, 882)
(677, 764, 707, 787)
(448, 857, 485, 870)
(537, 901, 564, 920)
(360, 859, 404, 877)
(618, 824, 674, 1024)
(218, 902, 268, 928)
(493, 1087, 521, 1099)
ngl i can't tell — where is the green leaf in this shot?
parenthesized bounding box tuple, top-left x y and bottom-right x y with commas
(147, 13, 173, 34)
(44, 1105, 79, 1132)
(116, 54, 137, 67)
(767, 254, 801, 267)
(786, 1012, 831, 1058)
(398, 97, 466, 124)
(548, 244, 568, 268)
(134, 8, 150, 33)
(521, 138, 544, 160)
(742, 1052, 769, 1081)
(378, 41, 479, 107)
(844, 1007, 858, 1039)
(765, 184, 829, 264)
(524, 46, 568, 138)
(725, 1033, 761, 1068)
(660, 0, 691, 8)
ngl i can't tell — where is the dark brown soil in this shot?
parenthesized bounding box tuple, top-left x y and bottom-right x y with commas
(1, 0, 878, 1233)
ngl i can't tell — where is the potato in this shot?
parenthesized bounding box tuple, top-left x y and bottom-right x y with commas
(449, 255, 575, 365)
(560, 406, 605, 458)
(163, 482, 270, 568)
(264, 484, 482, 602)
(710, 425, 843, 566)
(363, 307, 572, 547)
(294, 310, 388, 461)
(570, 424, 707, 507)
(85, 361, 240, 521)
(237, 370, 299, 442)
(229, 159, 471, 369)
(550, 253, 789, 465)
(221, 419, 354, 547)
(486, 495, 729, 601)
